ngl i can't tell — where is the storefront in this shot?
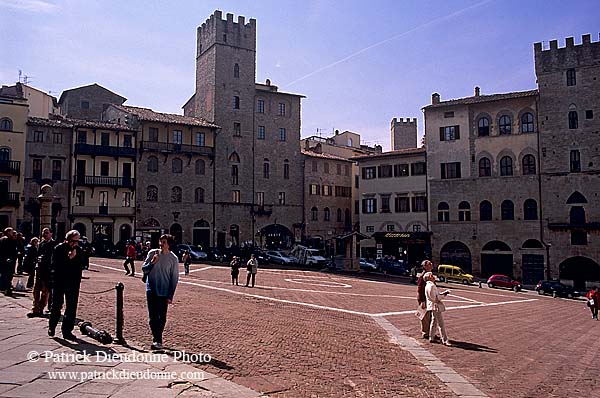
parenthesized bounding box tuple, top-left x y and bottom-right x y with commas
(370, 232, 432, 267)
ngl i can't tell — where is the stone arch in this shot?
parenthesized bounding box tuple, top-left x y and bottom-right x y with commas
(119, 224, 132, 242)
(566, 191, 587, 204)
(517, 107, 536, 133)
(559, 256, 600, 291)
(229, 152, 240, 163)
(517, 147, 538, 174)
(474, 112, 493, 136)
(73, 222, 87, 237)
(440, 241, 472, 273)
(522, 239, 543, 249)
(496, 110, 515, 135)
(481, 240, 513, 278)
(169, 223, 183, 245)
(142, 218, 160, 227)
(192, 219, 210, 248)
(260, 224, 293, 249)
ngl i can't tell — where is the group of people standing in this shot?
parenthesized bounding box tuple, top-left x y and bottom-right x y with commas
(416, 260, 452, 346)
(229, 254, 258, 287)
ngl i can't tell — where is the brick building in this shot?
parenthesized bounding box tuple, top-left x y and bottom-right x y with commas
(59, 83, 126, 121)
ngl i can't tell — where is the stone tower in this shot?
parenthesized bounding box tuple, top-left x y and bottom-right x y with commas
(390, 117, 417, 150)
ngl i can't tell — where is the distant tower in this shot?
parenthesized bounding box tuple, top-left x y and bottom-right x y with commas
(390, 117, 417, 150)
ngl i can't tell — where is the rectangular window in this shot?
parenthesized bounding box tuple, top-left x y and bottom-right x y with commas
(232, 190, 240, 203)
(77, 131, 87, 144)
(378, 165, 393, 178)
(586, 110, 593, 119)
(413, 225, 422, 232)
(566, 69, 576, 86)
(195, 132, 205, 147)
(32, 158, 42, 179)
(355, 175, 359, 188)
(322, 185, 332, 196)
(101, 132, 110, 146)
(122, 192, 131, 207)
(52, 133, 63, 144)
(100, 161, 109, 176)
(34, 130, 44, 142)
(279, 128, 286, 141)
(256, 100, 265, 113)
(99, 191, 108, 206)
(344, 164, 350, 176)
(283, 163, 289, 179)
(336, 164, 342, 175)
(441, 162, 461, 179)
(335, 186, 351, 197)
(231, 165, 238, 185)
(52, 160, 61, 180)
(439, 125, 460, 141)
(173, 130, 182, 144)
(395, 197, 410, 213)
(387, 224, 395, 232)
(324, 162, 329, 174)
(362, 198, 377, 214)
(411, 162, 426, 176)
(148, 128, 159, 142)
(444, 111, 454, 118)
(355, 200, 359, 215)
(233, 96, 240, 109)
(123, 134, 132, 148)
(381, 196, 390, 213)
(233, 123, 241, 137)
(309, 184, 320, 195)
(394, 164, 409, 177)
(258, 126, 266, 140)
(366, 226, 374, 233)
(362, 167, 376, 179)
(570, 150, 581, 172)
(412, 196, 427, 212)
(75, 190, 85, 206)
(81, 100, 90, 109)
(278, 102, 286, 116)
(278, 192, 285, 205)
(312, 161, 318, 172)
(256, 192, 264, 206)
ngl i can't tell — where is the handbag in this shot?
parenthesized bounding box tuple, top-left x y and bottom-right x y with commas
(588, 298, 595, 307)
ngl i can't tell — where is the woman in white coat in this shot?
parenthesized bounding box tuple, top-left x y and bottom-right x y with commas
(424, 271, 452, 346)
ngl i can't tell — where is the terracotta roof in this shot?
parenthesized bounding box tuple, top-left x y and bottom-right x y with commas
(423, 89, 538, 109)
(301, 150, 352, 162)
(351, 147, 425, 161)
(113, 104, 219, 128)
(27, 117, 72, 128)
(27, 116, 135, 131)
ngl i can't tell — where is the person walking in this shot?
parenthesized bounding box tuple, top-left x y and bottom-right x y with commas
(0, 227, 18, 296)
(245, 254, 258, 288)
(586, 286, 599, 320)
(23, 237, 40, 289)
(417, 260, 434, 339)
(142, 234, 179, 350)
(27, 228, 56, 318)
(230, 256, 240, 285)
(424, 271, 451, 346)
(15, 232, 25, 274)
(123, 241, 137, 276)
(182, 250, 191, 276)
(48, 230, 84, 340)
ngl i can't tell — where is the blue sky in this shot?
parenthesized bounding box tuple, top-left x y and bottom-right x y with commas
(1, 0, 599, 149)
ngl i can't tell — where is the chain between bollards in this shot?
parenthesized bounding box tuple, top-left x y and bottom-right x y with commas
(115, 282, 126, 345)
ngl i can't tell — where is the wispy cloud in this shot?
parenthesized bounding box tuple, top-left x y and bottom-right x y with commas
(287, 0, 494, 86)
(0, 0, 58, 13)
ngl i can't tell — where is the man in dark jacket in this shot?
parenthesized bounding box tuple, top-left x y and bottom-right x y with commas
(0, 227, 18, 296)
(28, 228, 57, 318)
(48, 230, 84, 340)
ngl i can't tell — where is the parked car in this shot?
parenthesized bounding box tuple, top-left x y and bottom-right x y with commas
(487, 274, 522, 292)
(92, 239, 118, 258)
(206, 248, 228, 263)
(265, 250, 297, 265)
(249, 248, 270, 264)
(175, 244, 207, 262)
(437, 264, 474, 285)
(290, 245, 328, 266)
(376, 258, 410, 276)
(359, 258, 378, 272)
(535, 280, 579, 298)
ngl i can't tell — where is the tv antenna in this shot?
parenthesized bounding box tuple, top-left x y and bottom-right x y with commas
(18, 69, 33, 85)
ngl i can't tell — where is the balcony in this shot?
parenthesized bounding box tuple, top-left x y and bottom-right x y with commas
(74, 143, 136, 158)
(140, 141, 214, 157)
(251, 205, 272, 217)
(0, 160, 21, 176)
(73, 175, 135, 188)
(0, 192, 20, 208)
(71, 206, 135, 217)
(548, 222, 600, 231)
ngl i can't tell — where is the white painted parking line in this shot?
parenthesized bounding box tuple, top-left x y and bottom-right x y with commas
(284, 278, 352, 288)
(372, 298, 538, 317)
(179, 266, 212, 275)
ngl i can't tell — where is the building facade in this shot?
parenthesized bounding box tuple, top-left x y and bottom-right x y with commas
(59, 84, 126, 121)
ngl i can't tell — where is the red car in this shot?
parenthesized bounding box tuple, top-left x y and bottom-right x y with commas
(487, 274, 522, 292)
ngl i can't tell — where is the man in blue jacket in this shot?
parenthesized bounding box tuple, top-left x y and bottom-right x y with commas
(142, 234, 179, 350)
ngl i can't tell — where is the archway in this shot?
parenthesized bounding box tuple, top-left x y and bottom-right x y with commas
(481, 240, 513, 278)
(193, 220, 210, 249)
(170, 223, 183, 245)
(521, 239, 545, 285)
(440, 241, 472, 273)
(119, 224, 132, 242)
(261, 224, 294, 250)
(73, 223, 87, 238)
(229, 224, 239, 247)
(559, 257, 600, 291)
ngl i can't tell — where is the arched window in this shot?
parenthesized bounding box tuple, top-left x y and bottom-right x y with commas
(0, 147, 10, 161)
(345, 209, 351, 225)
(458, 201, 471, 221)
(500, 156, 513, 176)
(522, 154, 536, 175)
(347, 138, 353, 147)
(171, 186, 182, 203)
(521, 112, 534, 133)
(323, 207, 330, 221)
(524, 199, 538, 220)
(195, 159, 205, 175)
(0, 118, 13, 131)
(234, 63, 239, 78)
(311, 207, 318, 221)
(263, 159, 270, 179)
(501, 200, 514, 220)
(229, 152, 240, 162)
(334, 208, 341, 222)
(568, 111, 578, 129)
(437, 202, 449, 222)
(147, 185, 158, 202)
(478, 117, 490, 136)
(570, 206, 586, 225)
(283, 159, 289, 179)
(147, 156, 158, 172)
(499, 115, 512, 135)
(480, 201, 492, 221)
(195, 187, 205, 203)
(479, 157, 491, 177)
(172, 158, 182, 174)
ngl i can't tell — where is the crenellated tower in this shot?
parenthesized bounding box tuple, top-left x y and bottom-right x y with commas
(390, 117, 417, 150)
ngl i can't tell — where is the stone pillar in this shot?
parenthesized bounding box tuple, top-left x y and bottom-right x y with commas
(38, 184, 53, 232)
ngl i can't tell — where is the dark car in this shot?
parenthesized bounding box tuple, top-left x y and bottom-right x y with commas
(487, 274, 522, 292)
(175, 244, 207, 262)
(92, 239, 118, 258)
(535, 280, 579, 298)
(376, 259, 410, 276)
(206, 248, 228, 263)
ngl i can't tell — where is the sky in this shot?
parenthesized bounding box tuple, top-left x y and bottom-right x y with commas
(1, 0, 599, 150)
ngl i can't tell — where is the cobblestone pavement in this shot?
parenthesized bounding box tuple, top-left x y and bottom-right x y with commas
(70, 258, 600, 397)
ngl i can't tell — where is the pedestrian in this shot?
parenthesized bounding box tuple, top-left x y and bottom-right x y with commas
(424, 271, 452, 346)
(586, 286, 599, 320)
(182, 250, 191, 276)
(410, 264, 418, 285)
(123, 241, 137, 276)
(23, 237, 40, 289)
(245, 254, 258, 288)
(15, 232, 25, 274)
(141, 234, 179, 350)
(416, 260, 433, 339)
(230, 256, 240, 285)
(27, 228, 56, 318)
(48, 230, 84, 340)
(79, 236, 92, 270)
(0, 227, 19, 296)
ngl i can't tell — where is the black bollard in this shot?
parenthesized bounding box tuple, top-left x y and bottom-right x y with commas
(79, 321, 113, 344)
(115, 282, 126, 345)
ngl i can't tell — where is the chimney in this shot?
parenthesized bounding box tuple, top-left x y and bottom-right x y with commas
(432, 93, 440, 104)
(474, 86, 480, 97)
(266, 79, 271, 86)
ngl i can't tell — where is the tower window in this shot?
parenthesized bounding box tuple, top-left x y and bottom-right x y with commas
(223, 34, 227, 43)
(234, 63, 239, 78)
(566, 69, 576, 86)
(278, 102, 286, 116)
(233, 96, 240, 109)
(258, 126, 265, 140)
(570, 150, 581, 172)
(568, 111, 578, 129)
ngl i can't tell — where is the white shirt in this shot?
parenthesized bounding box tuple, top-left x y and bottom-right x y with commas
(425, 280, 445, 312)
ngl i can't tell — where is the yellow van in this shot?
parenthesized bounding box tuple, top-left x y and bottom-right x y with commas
(437, 264, 474, 285)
